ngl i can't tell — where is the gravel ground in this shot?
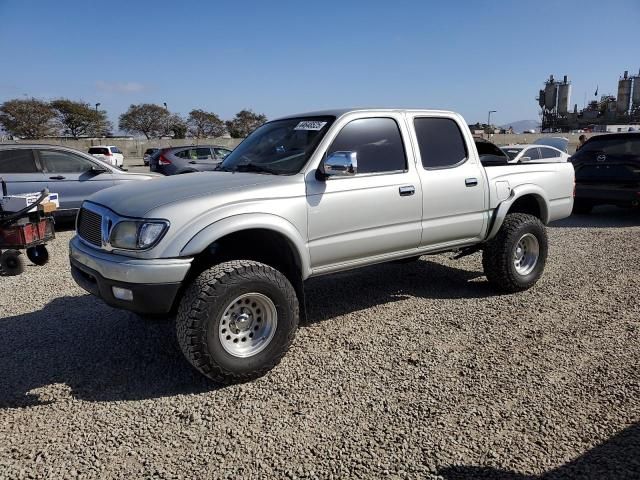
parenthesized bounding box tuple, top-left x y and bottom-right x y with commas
(0, 207, 639, 479)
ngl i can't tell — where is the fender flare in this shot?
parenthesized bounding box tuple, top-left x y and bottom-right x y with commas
(486, 185, 550, 241)
(180, 213, 311, 279)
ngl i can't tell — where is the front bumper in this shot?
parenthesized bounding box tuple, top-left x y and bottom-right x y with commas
(69, 236, 193, 314)
(575, 183, 640, 206)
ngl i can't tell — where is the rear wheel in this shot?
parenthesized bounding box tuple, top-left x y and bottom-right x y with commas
(176, 260, 299, 383)
(483, 213, 548, 292)
(1, 250, 25, 276)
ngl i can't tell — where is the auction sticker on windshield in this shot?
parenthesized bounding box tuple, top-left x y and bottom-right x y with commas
(294, 121, 327, 131)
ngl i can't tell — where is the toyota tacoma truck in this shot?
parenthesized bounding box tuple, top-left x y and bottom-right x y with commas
(69, 109, 575, 383)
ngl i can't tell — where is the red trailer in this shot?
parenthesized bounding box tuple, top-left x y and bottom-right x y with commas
(0, 182, 55, 276)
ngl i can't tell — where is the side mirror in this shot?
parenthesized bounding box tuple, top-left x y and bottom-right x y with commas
(91, 165, 108, 174)
(321, 151, 357, 178)
(519, 156, 531, 162)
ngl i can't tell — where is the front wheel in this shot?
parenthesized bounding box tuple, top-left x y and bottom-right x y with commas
(482, 213, 548, 293)
(176, 260, 299, 383)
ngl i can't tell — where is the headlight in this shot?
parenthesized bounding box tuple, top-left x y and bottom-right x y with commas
(109, 220, 169, 250)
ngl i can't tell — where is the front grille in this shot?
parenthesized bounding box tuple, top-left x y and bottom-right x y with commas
(77, 208, 102, 247)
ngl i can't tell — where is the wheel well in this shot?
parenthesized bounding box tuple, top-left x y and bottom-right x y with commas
(508, 194, 544, 221)
(186, 229, 306, 318)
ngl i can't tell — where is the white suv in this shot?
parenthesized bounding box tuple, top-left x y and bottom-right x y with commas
(88, 146, 124, 167)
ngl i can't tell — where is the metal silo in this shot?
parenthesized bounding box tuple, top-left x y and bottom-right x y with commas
(632, 69, 640, 110)
(544, 75, 557, 111)
(557, 76, 571, 115)
(617, 71, 632, 115)
(538, 90, 546, 108)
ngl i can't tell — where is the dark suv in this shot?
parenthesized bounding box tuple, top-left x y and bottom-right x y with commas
(570, 132, 640, 213)
(149, 145, 233, 176)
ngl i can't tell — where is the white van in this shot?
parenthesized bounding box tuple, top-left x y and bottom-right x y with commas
(88, 146, 124, 167)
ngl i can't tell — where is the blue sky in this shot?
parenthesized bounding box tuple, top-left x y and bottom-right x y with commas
(1, 0, 639, 127)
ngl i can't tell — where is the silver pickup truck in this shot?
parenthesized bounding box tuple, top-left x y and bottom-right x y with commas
(69, 109, 574, 383)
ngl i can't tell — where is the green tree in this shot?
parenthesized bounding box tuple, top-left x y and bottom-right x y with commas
(51, 99, 112, 138)
(0, 98, 57, 139)
(187, 109, 226, 138)
(118, 103, 169, 139)
(225, 109, 267, 138)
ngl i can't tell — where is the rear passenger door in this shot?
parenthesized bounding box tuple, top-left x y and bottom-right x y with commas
(409, 115, 487, 247)
(522, 147, 541, 163)
(539, 147, 563, 163)
(37, 149, 115, 211)
(0, 148, 48, 195)
(181, 147, 219, 171)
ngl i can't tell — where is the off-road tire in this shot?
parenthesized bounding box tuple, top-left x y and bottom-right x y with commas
(572, 199, 593, 215)
(483, 213, 548, 293)
(26, 245, 49, 266)
(176, 260, 299, 383)
(0, 250, 25, 276)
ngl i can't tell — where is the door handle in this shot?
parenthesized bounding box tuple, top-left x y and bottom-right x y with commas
(399, 185, 415, 196)
(188, 160, 197, 164)
(49, 175, 66, 180)
(465, 178, 478, 187)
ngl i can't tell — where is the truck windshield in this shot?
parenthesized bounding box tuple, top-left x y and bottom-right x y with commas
(219, 116, 335, 175)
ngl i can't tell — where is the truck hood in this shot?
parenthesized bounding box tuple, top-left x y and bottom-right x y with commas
(87, 172, 299, 217)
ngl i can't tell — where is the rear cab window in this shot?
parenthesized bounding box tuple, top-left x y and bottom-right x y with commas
(413, 117, 468, 169)
(88, 147, 109, 155)
(0, 149, 39, 173)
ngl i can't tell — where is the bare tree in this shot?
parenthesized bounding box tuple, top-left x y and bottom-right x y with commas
(118, 103, 169, 139)
(225, 109, 267, 138)
(51, 99, 112, 138)
(0, 98, 57, 139)
(168, 114, 188, 139)
(187, 109, 226, 138)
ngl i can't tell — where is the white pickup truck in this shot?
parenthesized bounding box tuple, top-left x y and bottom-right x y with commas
(69, 109, 574, 383)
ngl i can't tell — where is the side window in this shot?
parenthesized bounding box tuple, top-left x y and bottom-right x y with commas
(539, 147, 557, 159)
(175, 150, 189, 159)
(215, 148, 231, 159)
(525, 147, 541, 160)
(39, 150, 95, 173)
(413, 118, 468, 169)
(0, 149, 39, 173)
(327, 117, 406, 174)
(195, 147, 212, 159)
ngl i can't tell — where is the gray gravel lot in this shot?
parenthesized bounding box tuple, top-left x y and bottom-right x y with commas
(0, 207, 639, 479)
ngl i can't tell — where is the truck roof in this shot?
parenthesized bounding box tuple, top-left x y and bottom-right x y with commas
(274, 108, 457, 121)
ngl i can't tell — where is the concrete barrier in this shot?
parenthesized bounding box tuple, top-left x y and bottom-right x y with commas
(0, 137, 243, 158)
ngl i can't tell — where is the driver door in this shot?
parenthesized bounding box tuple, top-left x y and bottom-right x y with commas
(36, 149, 114, 211)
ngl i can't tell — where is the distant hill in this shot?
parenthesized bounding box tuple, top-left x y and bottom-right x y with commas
(501, 120, 540, 133)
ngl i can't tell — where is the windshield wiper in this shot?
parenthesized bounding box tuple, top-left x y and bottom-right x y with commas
(214, 164, 234, 172)
(234, 163, 279, 175)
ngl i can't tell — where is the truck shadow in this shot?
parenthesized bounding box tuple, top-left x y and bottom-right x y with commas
(304, 257, 494, 324)
(437, 421, 640, 479)
(0, 295, 215, 409)
(0, 259, 490, 408)
(550, 205, 640, 229)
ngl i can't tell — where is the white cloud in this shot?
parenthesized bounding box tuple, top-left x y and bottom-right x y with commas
(96, 80, 147, 93)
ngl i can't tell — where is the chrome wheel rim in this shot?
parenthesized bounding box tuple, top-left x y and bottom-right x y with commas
(513, 233, 539, 276)
(218, 293, 277, 358)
